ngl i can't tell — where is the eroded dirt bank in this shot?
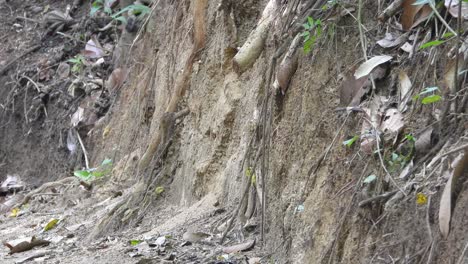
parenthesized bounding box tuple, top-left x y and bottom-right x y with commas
(1, 0, 468, 263)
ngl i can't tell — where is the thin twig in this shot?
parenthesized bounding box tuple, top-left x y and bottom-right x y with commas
(0, 45, 41, 76)
(75, 129, 89, 170)
(358, 190, 398, 207)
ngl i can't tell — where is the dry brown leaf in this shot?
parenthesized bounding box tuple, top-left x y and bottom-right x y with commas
(71, 107, 84, 127)
(222, 239, 255, 254)
(83, 36, 105, 59)
(400, 42, 414, 53)
(439, 149, 468, 238)
(377, 33, 408, 48)
(415, 127, 433, 157)
(339, 74, 367, 106)
(444, 0, 468, 19)
(381, 108, 404, 134)
(398, 70, 413, 112)
(354, 55, 393, 79)
(401, 0, 432, 31)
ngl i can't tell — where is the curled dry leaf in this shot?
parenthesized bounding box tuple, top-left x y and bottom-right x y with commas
(83, 36, 105, 59)
(377, 32, 408, 48)
(71, 107, 84, 127)
(439, 149, 468, 238)
(222, 239, 255, 254)
(401, 0, 432, 31)
(354, 55, 392, 79)
(444, 0, 468, 20)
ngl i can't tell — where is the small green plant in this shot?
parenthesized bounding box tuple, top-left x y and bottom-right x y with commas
(387, 152, 408, 172)
(74, 158, 113, 181)
(245, 167, 256, 185)
(90, 0, 112, 16)
(343, 135, 359, 147)
(412, 87, 442, 104)
(68, 55, 85, 73)
(301, 16, 323, 54)
(321, 0, 339, 10)
(111, 4, 151, 24)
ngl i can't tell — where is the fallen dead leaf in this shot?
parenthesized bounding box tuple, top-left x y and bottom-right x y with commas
(83, 36, 105, 59)
(398, 70, 413, 112)
(354, 55, 393, 79)
(401, 0, 432, 31)
(439, 150, 468, 238)
(381, 108, 404, 134)
(71, 107, 84, 127)
(444, 0, 468, 20)
(222, 239, 255, 254)
(182, 231, 210, 242)
(377, 32, 408, 48)
(400, 42, 414, 53)
(415, 127, 433, 157)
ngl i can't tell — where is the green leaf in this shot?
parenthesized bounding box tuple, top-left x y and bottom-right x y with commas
(342, 135, 359, 147)
(104, 6, 112, 14)
(102, 158, 112, 166)
(74, 170, 91, 180)
(130, 240, 142, 246)
(420, 86, 439, 95)
(303, 38, 312, 54)
(114, 16, 127, 24)
(112, 4, 150, 18)
(155, 186, 164, 195)
(363, 175, 377, 184)
(245, 167, 253, 178)
(442, 32, 455, 39)
(412, 0, 431, 5)
(392, 152, 399, 161)
(419, 40, 445, 50)
(90, 6, 101, 16)
(421, 94, 442, 104)
(303, 23, 311, 30)
(68, 58, 81, 64)
(43, 218, 59, 231)
(307, 16, 314, 26)
(405, 134, 416, 142)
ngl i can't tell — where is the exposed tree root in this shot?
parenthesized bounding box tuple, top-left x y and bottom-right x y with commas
(13, 177, 76, 209)
(91, 0, 208, 238)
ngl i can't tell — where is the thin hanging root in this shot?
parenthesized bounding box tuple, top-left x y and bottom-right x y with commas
(232, 0, 277, 74)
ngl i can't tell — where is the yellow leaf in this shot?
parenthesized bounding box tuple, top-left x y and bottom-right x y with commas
(43, 218, 59, 231)
(102, 125, 111, 139)
(9, 208, 20, 217)
(416, 192, 427, 205)
(155, 186, 164, 195)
